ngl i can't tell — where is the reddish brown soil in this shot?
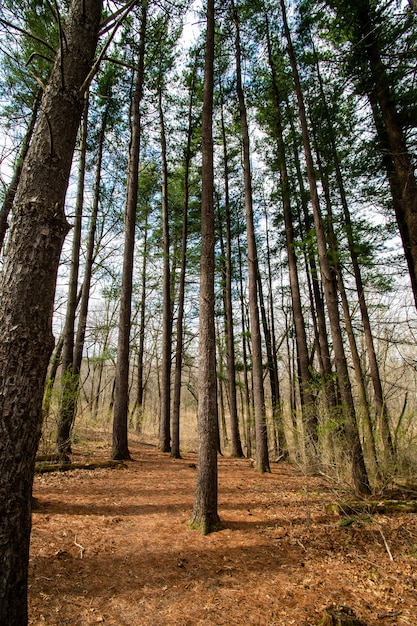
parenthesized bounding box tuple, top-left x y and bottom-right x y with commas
(29, 439, 417, 625)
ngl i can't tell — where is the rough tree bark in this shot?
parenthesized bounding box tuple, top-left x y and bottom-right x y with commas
(0, 1, 102, 623)
(188, 0, 221, 535)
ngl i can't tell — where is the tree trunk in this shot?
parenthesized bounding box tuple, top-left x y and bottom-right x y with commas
(356, 0, 417, 310)
(171, 65, 196, 459)
(219, 83, 244, 459)
(281, 0, 370, 494)
(135, 208, 149, 433)
(232, 0, 270, 473)
(316, 142, 380, 481)
(112, 2, 147, 461)
(264, 13, 317, 455)
(55, 94, 89, 457)
(56, 99, 107, 455)
(188, 0, 221, 535)
(42, 332, 64, 421)
(158, 79, 172, 454)
(0, 1, 102, 622)
(264, 210, 286, 459)
(238, 229, 254, 457)
(310, 34, 394, 470)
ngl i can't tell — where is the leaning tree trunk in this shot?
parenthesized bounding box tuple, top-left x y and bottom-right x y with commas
(356, 1, 417, 311)
(310, 36, 394, 469)
(232, 0, 270, 473)
(316, 145, 380, 482)
(264, 12, 317, 454)
(281, 0, 370, 494)
(0, 1, 102, 623)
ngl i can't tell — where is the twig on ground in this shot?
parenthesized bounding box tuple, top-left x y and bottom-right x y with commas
(378, 527, 394, 561)
(74, 535, 85, 559)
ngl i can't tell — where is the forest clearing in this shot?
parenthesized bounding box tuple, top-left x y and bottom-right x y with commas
(29, 435, 417, 626)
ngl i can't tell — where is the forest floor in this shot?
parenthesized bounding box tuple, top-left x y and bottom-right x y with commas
(29, 435, 417, 626)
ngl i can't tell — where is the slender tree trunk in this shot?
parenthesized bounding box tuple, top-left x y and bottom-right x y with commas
(0, 1, 102, 622)
(264, 14, 317, 454)
(232, 0, 270, 472)
(219, 84, 244, 458)
(188, 0, 221, 535)
(289, 109, 339, 422)
(0, 90, 41, 253)
(237, 230, 254, 457)
(171, 67, 196, 459)
(42, 332, 64, 420)
(315, 141, 380, 481)
(264, 211, 287, 459)
(112, 2, 147, 460)
(135, 208, 149, 432)
(281, 0, 370, 494)
(158, 80, 172, 453)
(56, 100, 107, 454)
(310, 35, 394, 469)
(55, 94, 89, 457)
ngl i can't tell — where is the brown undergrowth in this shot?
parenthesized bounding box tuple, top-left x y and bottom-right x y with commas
(29, 438, 417, 625)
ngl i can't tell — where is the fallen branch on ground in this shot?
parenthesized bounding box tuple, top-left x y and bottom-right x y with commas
(35, 460, 126, 473)
(327, 500, 417, 515)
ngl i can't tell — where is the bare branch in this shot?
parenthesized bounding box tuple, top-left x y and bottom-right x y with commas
(99, 0, 138, 36)
(0, 17, 56, 54)
(80, 0, 138, 95)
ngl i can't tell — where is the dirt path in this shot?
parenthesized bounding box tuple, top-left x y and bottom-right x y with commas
(29, 441, 417, 625)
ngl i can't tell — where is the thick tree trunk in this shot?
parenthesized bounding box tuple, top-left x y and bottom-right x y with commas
(188, 0, 221, 535)
(232, 0, 270, 473)
(0, 1, 102, 623)
(357, 1, 417, 310)
(112, 2, 147, 460)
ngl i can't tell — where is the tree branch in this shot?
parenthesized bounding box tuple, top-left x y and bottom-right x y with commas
(0, 17, 56, 54)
